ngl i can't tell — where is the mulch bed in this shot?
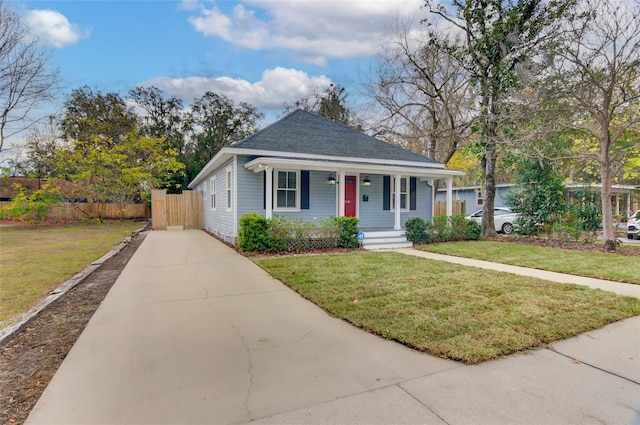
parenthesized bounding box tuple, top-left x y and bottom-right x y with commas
(489, 235, 640, 257)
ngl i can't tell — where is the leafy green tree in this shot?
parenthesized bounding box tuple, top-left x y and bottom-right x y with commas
(505, 159, 566, 235)
(183, 92, 263, 183)
(424, 0, 574, 236)
(59, 132, 184, 205)
(129, 85, 187, 192)
(60, 86, 138, 148)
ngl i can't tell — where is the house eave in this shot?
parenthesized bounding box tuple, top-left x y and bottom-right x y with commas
(244, 157, 464, 179)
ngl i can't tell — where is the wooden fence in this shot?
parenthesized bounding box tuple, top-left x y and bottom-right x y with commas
(434, 200, 466, 217)
(151, 189, 203, 230)
(0, 201, 150, 222)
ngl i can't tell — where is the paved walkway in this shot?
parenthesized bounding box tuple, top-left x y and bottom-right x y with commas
(394, 248, 640, 299)
(26, 230, 640, 425)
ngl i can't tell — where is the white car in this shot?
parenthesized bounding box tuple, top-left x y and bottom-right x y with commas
(466, 207, 521, 234)
(627, 210, 639, 240)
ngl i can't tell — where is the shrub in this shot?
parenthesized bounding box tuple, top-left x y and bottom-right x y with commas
(332, 216, 360, 248)
(238, 213, 271, 252)
(1, 182, 64, 224)
(467, 220, 482, 240)
(422, 215, 480, 243)
(405, 216, 427, 243)
(237, 214, 357, 253)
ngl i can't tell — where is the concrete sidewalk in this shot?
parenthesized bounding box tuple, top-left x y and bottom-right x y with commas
(26, 231, 640, 425)
(395, 248, 640, 299)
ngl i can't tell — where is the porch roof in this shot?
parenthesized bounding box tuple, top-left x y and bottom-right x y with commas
(244, 156, 463, 179)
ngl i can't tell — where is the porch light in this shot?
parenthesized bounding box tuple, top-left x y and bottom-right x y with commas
(362, 176, 371, 187)
(327, 174, 337, 185)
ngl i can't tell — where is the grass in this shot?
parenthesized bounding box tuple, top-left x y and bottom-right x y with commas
(414, 241, 639, 285)
(0, 221, 145, 327)
(256, 252, 640, 364)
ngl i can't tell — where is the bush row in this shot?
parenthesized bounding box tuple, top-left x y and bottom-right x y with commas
(405, 215, 481, 244)
(238, 213, 360, 253)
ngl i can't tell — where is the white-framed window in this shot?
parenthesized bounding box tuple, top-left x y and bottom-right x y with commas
(210, 177, 217, 210)
(391, 177, 409, 211)
(274, 169, 299, 211)
(226, 167, 232, 211)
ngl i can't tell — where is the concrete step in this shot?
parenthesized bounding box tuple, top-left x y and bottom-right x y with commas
(360, 230, 413, 251)
(360, 230, 405, 239)
(363, 241, 414, 250)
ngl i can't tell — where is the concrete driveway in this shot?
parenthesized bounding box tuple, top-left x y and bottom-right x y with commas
(26, 230, 640, 425)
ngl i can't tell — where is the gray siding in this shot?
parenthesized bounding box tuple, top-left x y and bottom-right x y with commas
(201, 158, 235, 243)
(436, 185, 512, 215)
(236, 155, 337, 225)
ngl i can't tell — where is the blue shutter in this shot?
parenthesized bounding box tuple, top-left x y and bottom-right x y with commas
(383, 176, 390, 211)
(410, 177, 417, 211)
(301, 170, 310, 209)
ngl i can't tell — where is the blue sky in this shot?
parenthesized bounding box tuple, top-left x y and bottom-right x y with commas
(9, 0, 425, 135)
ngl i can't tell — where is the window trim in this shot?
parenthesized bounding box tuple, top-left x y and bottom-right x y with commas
(273, 169, 301, 212)
(390, 176, 409, 212)
(225, 167, 232, 211)
(209, 176, 217, 211)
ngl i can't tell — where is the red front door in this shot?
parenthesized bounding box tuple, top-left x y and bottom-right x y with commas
(344, 175, 357, 217)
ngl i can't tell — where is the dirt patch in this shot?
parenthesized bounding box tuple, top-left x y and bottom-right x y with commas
(0, 230, 147, 425)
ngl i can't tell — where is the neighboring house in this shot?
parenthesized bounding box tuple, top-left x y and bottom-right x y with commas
(188, 110, 463, 248)
(0, 177, 88, 202)
(435, 184, 515, 215)
(436, 182, 638, 219)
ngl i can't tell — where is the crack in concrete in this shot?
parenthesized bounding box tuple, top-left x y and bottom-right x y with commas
(249, 321, 331, 353)
(202, 299, 255, 422)
(546, 347, 640, 386)
(396, 384, 452, 425)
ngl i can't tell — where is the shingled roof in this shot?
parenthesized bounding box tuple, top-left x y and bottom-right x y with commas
(231, 109, 439, 165)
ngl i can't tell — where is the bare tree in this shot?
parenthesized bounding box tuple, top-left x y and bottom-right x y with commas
(365, 23, 474, 165)
(284, 84, 362, 129)
(0, 1, 58, 152)
(544, 0, 640, 250)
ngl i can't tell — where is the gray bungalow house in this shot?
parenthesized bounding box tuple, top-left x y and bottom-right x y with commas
(188, 110, 462, 249)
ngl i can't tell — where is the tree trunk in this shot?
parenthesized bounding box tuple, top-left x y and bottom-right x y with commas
(600, 145, 616, 251)
(481, 143, 498, 237)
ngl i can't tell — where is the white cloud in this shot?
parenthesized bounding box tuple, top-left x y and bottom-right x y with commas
(24, 9, 89, 48)
(186, 0, 423, 64)
(145, 67, 333, 109)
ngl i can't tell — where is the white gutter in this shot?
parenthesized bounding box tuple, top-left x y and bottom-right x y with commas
(244, 157, 464, 179)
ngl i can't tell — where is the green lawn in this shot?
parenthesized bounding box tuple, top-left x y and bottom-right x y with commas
(416, 241, 639, 285)
(256, 252, 640, 364)
(0, 221, 145, 327)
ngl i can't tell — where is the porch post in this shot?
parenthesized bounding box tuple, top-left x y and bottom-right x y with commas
(338, 171, 346, 217)
(615, 193, 620, 215)
(446, 177, 453, 216)
(394, 174, 402, 230)
(265, 166, 273, 219)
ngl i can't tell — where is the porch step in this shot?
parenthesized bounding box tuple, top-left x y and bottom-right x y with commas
(360, 230, 413, 250)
